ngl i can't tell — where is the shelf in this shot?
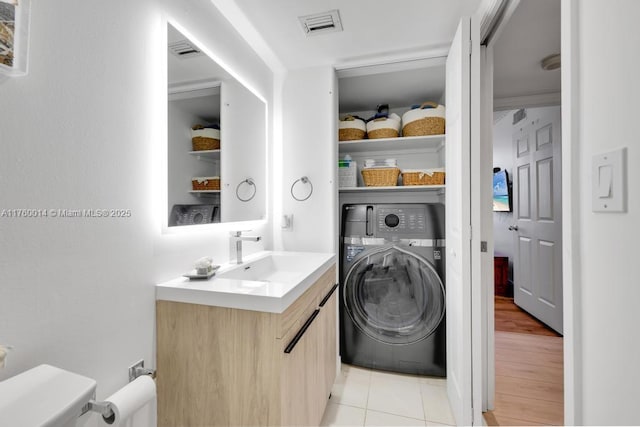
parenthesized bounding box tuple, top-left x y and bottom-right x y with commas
(339, 185, 445, 193)
(189, 190, 220, 197)
(189, 150, 221, 161)
(338, 134, 444, 154)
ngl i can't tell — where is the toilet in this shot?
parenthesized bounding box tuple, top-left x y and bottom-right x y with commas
(0, 364, 96, 426)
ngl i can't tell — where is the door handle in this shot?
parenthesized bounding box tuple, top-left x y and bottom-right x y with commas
(508, 225, 519, 231)
(284, 310, 320, 354)
(366, 206, 374, 236)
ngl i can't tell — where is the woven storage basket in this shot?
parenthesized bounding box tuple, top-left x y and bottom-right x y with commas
(361, 167, 401, 187)
(402, 102, 446, 136)
(339, 115, 367, 141)
(191, 126, 221, 151)
(402, 170, 445, 186)
(366, 113, 402, 139)
(192, 177, 221, 191)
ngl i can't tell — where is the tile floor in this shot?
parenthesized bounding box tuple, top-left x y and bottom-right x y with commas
(320, 364, 455, 427)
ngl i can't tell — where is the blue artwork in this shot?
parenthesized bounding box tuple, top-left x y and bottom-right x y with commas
(493, 170, 511, 212)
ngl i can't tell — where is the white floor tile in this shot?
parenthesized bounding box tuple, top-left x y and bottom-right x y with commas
(367, 375, 425, 420)
(418, 376, 447, 388)
(420, 383, 456, 425)
(320, 402, 366, 427)
(331, 368, 371, 408)
(370, 369, 421, 384)
(341, 364, 372, 378)
(323, 365, 454, 427)
(365, 409, 426, 426)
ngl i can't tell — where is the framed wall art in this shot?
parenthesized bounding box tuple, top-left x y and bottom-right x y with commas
(0, 0, 30, 77)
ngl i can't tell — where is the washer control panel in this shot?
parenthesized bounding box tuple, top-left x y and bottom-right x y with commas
(378, 207, 426, 233)
(342, 203, 444, 240)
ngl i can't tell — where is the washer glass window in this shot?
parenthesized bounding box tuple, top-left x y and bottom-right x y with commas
(344, 245, 445, 345)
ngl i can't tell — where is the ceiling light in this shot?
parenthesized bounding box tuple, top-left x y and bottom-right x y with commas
(298, 10, 343, 37)
(541, 53, 561, 71)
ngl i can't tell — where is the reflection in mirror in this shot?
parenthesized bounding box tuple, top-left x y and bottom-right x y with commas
(167, 24, 266, 227)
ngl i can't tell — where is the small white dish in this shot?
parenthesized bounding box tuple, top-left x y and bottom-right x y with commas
(183, 265, 220, 280)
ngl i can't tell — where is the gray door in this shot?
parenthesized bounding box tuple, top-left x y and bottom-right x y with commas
(512, 106, 563, 334)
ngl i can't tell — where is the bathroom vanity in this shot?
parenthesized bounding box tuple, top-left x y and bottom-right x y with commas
(155, 252, 337, 427)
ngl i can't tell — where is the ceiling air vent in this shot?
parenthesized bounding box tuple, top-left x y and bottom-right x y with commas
(168, 40, 203, 59)
(299, 9, 343, 37)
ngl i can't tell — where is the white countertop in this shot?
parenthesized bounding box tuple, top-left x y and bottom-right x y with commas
(156, 251, 336, 313)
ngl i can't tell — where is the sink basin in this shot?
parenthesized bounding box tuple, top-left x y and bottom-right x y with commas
(216, 252, 319, 284)
(156, 251, 336, 313)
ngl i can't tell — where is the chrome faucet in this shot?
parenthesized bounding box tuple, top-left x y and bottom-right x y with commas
(230, 231, 262, 264)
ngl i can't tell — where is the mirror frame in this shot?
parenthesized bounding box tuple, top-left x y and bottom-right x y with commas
(160, 19, 270, 234)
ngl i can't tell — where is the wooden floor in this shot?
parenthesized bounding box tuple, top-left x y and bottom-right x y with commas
(485, 297, 564, 426)
(494, 296, 561, 337)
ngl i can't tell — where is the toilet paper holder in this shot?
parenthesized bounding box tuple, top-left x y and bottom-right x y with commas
(85, 359, 155, 421)
(87, 399, 115, 421)
(127, 359, 155, 382)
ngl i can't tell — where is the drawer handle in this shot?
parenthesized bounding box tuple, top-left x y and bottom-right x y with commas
(284, 309, 320, 354)
(319, 284, 338, 308)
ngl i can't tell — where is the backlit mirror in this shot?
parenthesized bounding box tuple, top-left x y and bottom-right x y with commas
(167, 23, 266, 227)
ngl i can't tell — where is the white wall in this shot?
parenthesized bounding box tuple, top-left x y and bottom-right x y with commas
(492, 110, 515, 277)
(277, 66, 337, 253)
(571, 0, 640, 424)
(0, 0, 273, 425)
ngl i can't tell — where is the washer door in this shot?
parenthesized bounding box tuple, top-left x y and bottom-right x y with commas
(344, 244, 445, 345)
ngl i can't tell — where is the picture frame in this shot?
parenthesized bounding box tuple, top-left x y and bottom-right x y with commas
(0, 0, 30, 77)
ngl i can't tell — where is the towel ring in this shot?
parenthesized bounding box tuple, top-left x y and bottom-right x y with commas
(291, 176, 313, 201)
(236, 178, 256, 202)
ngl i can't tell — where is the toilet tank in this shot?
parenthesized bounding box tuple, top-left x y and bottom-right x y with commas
(0, 364, 96, 427)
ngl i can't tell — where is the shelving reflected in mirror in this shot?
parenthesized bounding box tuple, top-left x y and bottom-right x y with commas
(167, 23, 266, 227)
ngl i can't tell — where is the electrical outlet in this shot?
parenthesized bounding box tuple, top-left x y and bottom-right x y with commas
(281, 214, 293, 230)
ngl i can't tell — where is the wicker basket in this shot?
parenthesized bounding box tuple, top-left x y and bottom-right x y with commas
(367, 128, 399, 139)
(366, 114, 401, 139)
(192, 136, 220, 151)
(339, 115, 367, 141)
(402, 102, 446, 136)
(192, 177, 221, 191)
(191, 126, 221, 151)
(402, 170, 445, 186)
(361, 167, 401, 187)
(339, 128, 366, 141)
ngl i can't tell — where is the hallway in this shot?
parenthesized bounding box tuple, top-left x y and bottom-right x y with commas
(485, 297, 564, 425)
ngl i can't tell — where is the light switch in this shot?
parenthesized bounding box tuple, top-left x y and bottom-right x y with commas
(597, 165, 612, 198)
(592, 147, 626, 212)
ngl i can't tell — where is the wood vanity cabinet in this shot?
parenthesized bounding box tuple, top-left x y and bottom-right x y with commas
(156, 264, 337, 427)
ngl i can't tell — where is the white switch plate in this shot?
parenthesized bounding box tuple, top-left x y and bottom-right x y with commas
(592, 147, 626, 213)
(281, 214, 293, 230)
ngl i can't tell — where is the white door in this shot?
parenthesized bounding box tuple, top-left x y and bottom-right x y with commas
(445, 17, 474, 426)
(512, 106, 563, 333)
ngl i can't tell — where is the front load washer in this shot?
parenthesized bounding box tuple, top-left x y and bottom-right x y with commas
(340, 203, 446, 376)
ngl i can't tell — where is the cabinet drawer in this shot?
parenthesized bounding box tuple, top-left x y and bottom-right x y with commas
(277, 264, 336, 339)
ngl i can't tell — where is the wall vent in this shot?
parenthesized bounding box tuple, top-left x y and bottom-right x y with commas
(168, 40, 203, 59)
(513, 108, 527, 125)
(298, 10, 343, 36)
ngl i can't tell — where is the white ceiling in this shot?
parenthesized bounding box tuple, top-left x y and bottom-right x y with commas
(168, 25, 228, 122)
(492, 0, 561, 100)
(233, 0, 482, 70)
(167, 24, 231, 87)
(176, 0, 560, 110)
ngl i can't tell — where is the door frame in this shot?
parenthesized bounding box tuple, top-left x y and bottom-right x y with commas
(473, 0, 580, 424)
